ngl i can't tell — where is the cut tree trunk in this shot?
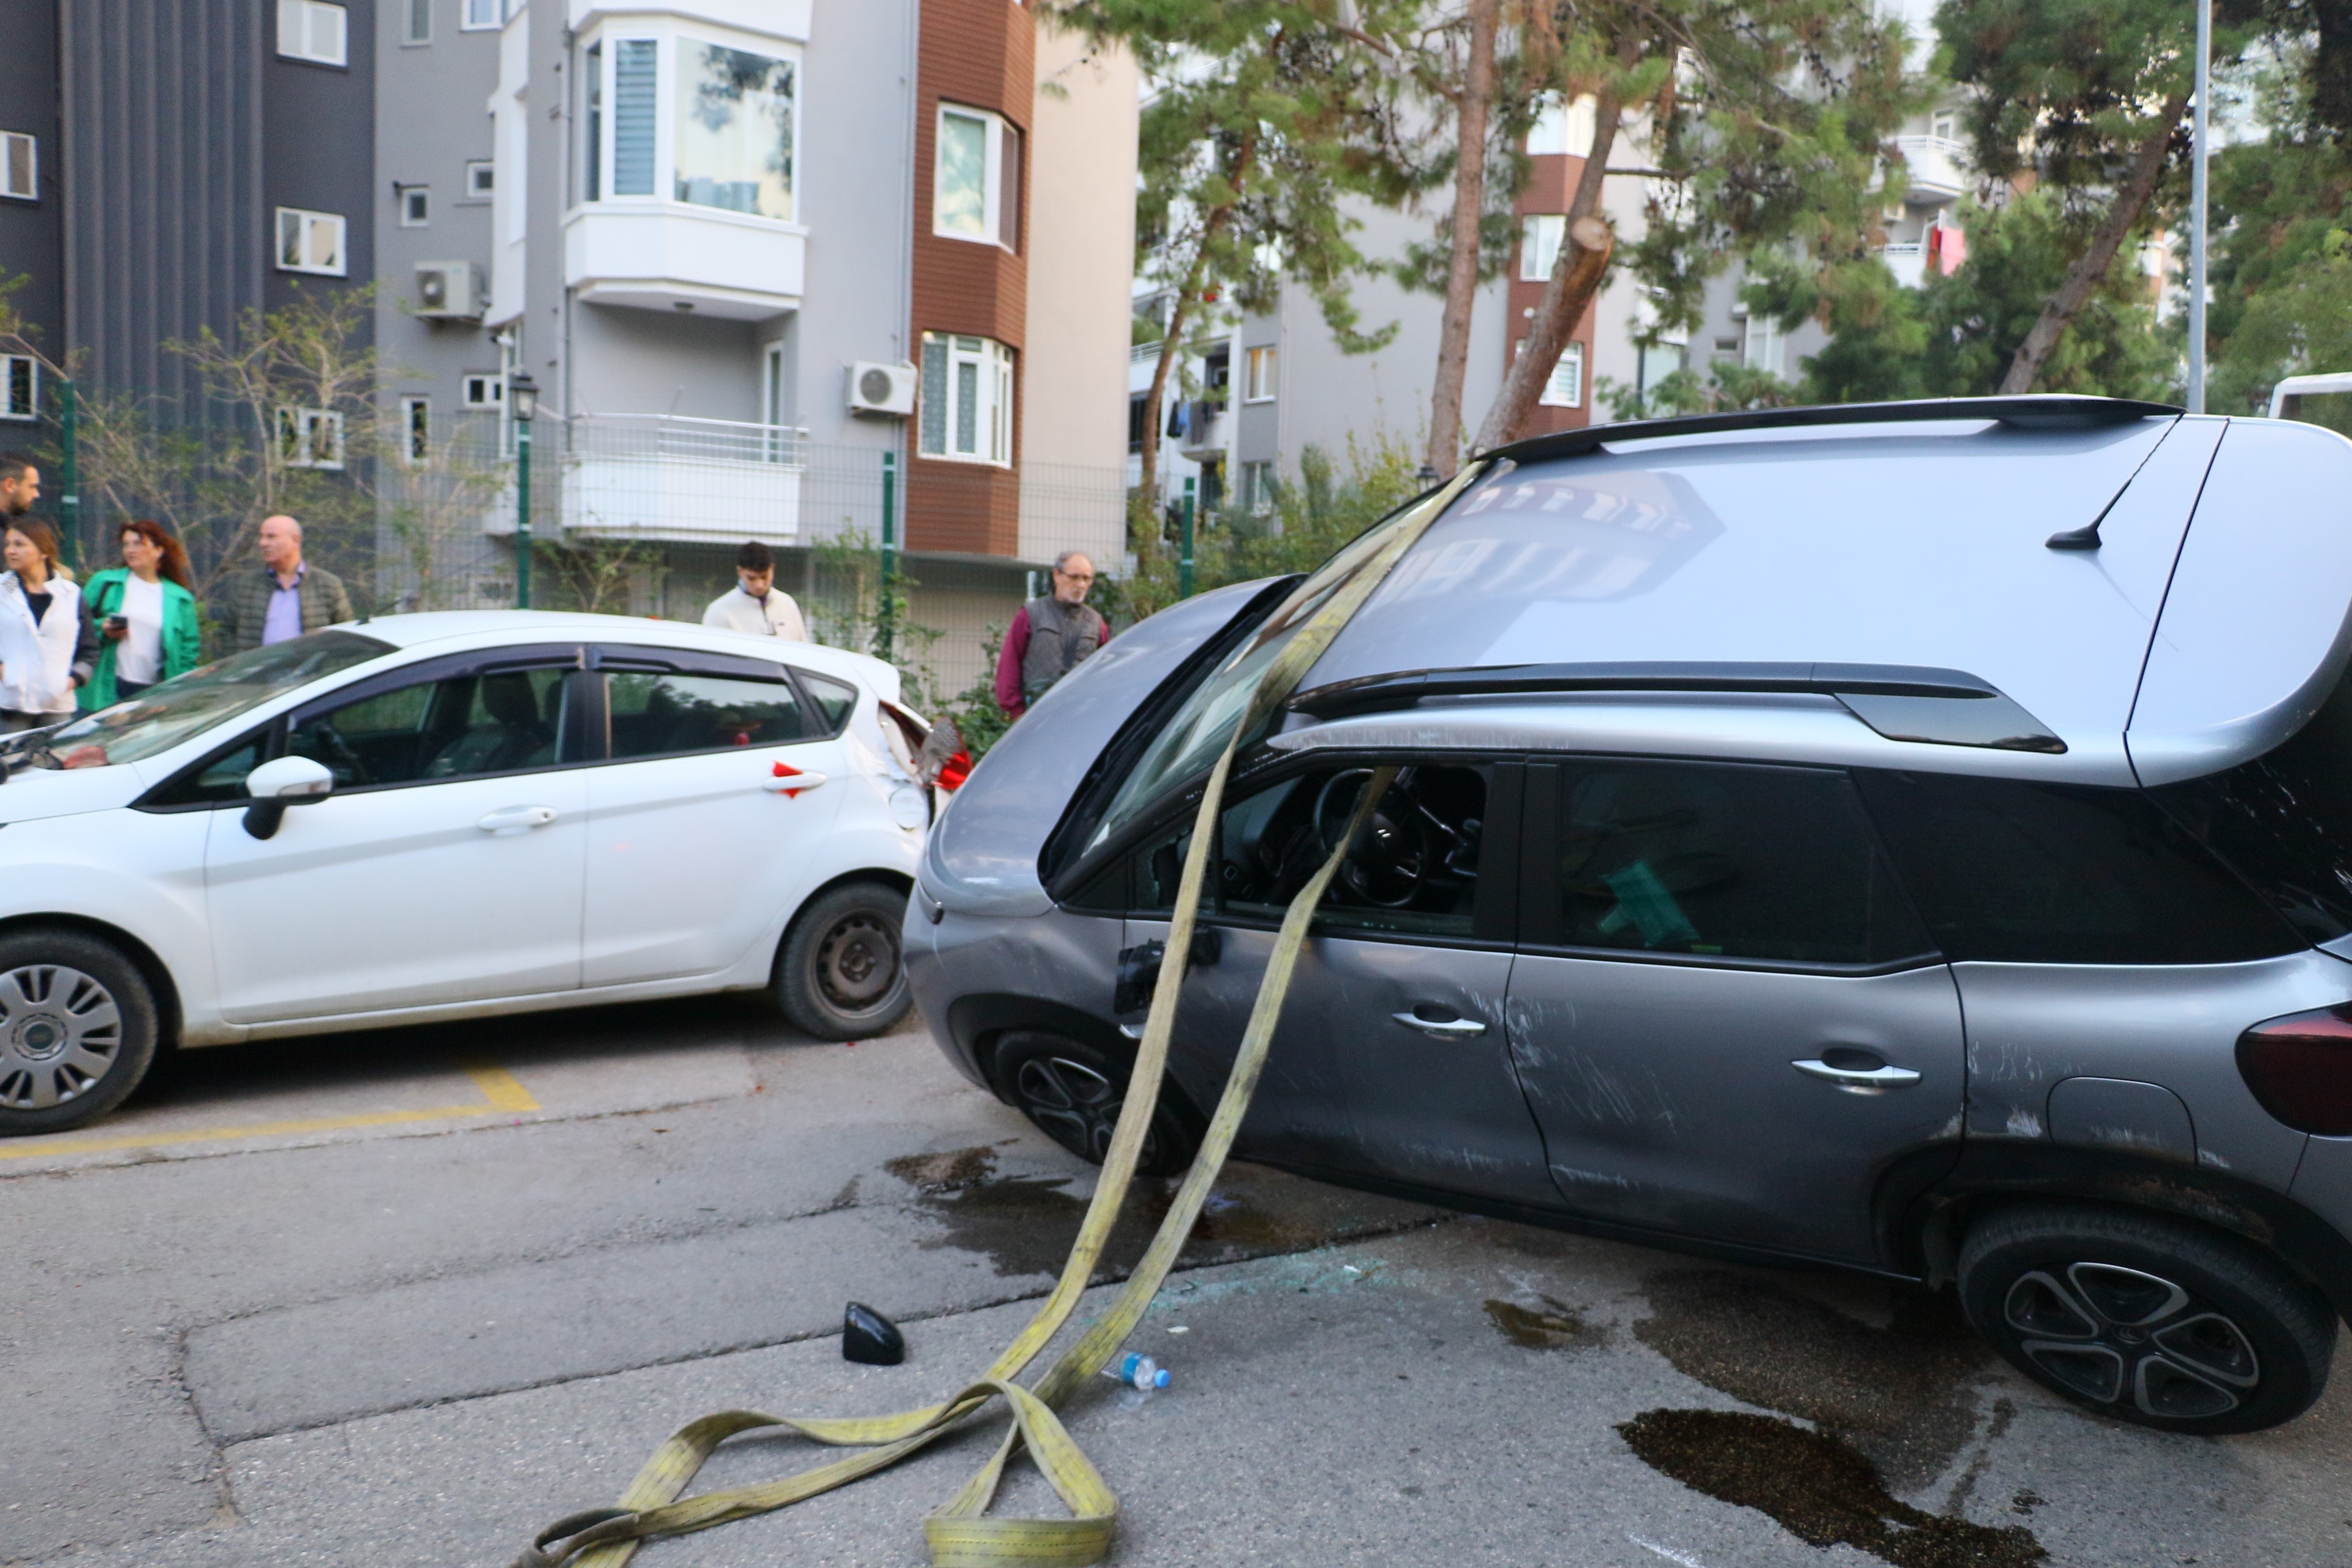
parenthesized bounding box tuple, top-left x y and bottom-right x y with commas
(1999, 91, 2190, 395)
(1426, 0, 1499, 479)
(1471, 85, 1624, 451)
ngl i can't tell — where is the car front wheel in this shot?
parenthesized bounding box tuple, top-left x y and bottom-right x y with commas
(0, 928, 162, 1137)
(775, 881, 913, 1041)
(993, 1030, 1200, 1178)
(1958, 1201, 2337, 1434)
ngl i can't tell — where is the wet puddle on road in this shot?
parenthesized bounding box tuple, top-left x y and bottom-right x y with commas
(880, 1144, 1420, 1280)
(1482, 1297, 1599, 1351)
(1487, 1267, 2049, 1564)
(1617, 1409, 2045, 1568)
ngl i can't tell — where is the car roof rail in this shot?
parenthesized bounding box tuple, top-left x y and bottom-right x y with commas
(1477, 394, 2181, 466)
(1287, 661, 2067, 754)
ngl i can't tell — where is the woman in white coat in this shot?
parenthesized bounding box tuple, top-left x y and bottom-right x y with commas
(0, 520, 95, 731)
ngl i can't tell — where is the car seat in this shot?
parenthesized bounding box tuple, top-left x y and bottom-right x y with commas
(423, 672, 556, 777)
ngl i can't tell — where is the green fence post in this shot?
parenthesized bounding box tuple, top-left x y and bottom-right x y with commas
(878, 449, 897, 663)
(513, 418, 532, 608)
(56, 375, 79, 570)
(1178, 476, 1195, 599)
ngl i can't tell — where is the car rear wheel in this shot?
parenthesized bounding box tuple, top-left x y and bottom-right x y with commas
(993, 1030, 1199, 1178)
(775, 881, 912, 1041)
(1958, 1202, 2337, 1434)
(0, 928, 161, 1137)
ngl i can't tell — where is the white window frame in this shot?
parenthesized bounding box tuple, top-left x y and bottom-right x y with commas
(1239, 459, 1277, 513)
(398, 395, 432, 464)
(404, 0, 432, 45)
(277, 407, 346, 470)
(276, 0, 349, 66)
(1520, 214, 1565, 282)
(0, 132, 35, 202)
(1243, 345, 1278, 404)
(575, 23, 804, 226)
(1743, 314, 1784, 375)
(461, 0, 503, 30)
(1539, 341, 1585, 409)
(932, 104, 1019, 251)
(275, 207, 348, 276)
(917, 331, 1014, 468)
(460, 372, 507, 410)
(464, 160, 496, 201)
(399, 186, 431, 227)
(1, 355, 37, 421)
(1527, 94, 1597, 158)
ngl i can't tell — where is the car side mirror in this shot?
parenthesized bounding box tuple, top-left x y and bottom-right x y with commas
(243, 755, 334, 840)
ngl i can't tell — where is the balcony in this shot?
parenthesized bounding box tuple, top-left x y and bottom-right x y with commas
(1176, 399, 1231, 462)
(483, 415, 807, 544)
(564, 205, 805, 319)
(1878, 242, 1928, 289)
(1891, 134, 1970, 201)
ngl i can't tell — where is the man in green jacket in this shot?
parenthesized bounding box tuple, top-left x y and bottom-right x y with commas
(212, 514, 354, 654)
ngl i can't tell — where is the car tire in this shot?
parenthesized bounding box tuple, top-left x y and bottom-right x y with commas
(1958, 1201, 2337, 1434)
(993, 1030, 1200, 1178)
(0, 928, 162, 1137)
(775, 881, 913, 1041)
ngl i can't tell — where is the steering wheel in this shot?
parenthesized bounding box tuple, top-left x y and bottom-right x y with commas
(303, 723, 374, 787)
(1312, 769, 1428, 908)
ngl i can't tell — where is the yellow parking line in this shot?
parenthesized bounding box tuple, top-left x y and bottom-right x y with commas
(463, 1061, 541, 1112)
(0, 1061, 541, 1161)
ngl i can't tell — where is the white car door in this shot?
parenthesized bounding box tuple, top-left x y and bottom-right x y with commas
(205, 647, 592, 1023)
(579, 646, 853, 987)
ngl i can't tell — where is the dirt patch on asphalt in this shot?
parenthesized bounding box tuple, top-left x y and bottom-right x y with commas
(1634, 1268, 1989, 1489)
(1482, 1297, 1599, 1351)
(1618, 1409, 2045, 1568)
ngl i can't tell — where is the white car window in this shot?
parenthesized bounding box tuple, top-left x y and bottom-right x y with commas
(605, 671, 804, 760)
(12, 630, 391, 773)
(290, 665, 574, 790)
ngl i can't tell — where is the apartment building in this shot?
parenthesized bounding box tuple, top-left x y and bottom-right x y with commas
(3, 0, 1135, 695)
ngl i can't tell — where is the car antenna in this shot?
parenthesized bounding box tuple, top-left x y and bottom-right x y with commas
(2047, 436, 2173, 551)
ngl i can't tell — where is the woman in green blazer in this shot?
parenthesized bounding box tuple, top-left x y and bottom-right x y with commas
(80, 519, 202, 709)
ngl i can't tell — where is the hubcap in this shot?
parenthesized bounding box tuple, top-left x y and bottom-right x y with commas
(1014, 1055, 1161, 1167)
(813, 913, 897, 1015)
(0, 965, 124, 1111)
(2004, 1262, 2259, 1420)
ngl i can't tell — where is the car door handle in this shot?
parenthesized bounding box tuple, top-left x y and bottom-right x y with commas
(477, 805, 559, 835)
(764, 763, 829, 796)
(1792, 1058, 1922, 1093)
(1392, 1010, 1488, 1040)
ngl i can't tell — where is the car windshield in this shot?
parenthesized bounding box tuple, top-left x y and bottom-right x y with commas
(1086, 480, 1462, 851)
(4, 631, 394, 772)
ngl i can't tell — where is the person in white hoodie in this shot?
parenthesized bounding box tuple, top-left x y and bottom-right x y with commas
(0, 519, 96, 731)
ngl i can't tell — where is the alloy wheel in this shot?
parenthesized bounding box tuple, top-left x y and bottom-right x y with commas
(0, 965, 125, 1112)
(2004, 1262, 2261, 1420)
(1014, 1054, 1161, 1167)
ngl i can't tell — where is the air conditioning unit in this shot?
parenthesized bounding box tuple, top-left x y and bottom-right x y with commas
(847, 360, 916, 417)
(415, 261, 485, 321)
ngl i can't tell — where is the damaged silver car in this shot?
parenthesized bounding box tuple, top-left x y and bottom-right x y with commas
(907, 396, 2352, 1434)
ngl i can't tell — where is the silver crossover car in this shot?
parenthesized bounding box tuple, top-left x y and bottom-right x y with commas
(907, 396, 2352, 1433)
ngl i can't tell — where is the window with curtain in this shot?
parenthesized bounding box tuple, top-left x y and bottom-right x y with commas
(918, 333, 1014, 467)
(933, 105, 1020, 251)
(611, 39, 659, 196)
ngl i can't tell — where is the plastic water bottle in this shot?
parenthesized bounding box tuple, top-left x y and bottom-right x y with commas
(1100, 1352, 1170, 1391)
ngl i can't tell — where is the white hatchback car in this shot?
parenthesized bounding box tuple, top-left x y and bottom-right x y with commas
(0, 611, 944, 1136)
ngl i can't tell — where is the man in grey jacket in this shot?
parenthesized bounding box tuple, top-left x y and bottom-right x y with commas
(992, 550, 1107, 720)
(213, 515, 355, 654)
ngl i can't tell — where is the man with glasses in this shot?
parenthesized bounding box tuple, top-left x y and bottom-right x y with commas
(993, 550, 1108, 720)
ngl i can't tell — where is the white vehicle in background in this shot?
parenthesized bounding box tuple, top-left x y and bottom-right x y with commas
(2270, 371, 2352, 430)
(0, 612, 961, 1137)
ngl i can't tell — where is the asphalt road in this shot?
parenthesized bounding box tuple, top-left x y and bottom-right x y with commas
(7, 997, 2351, 1568)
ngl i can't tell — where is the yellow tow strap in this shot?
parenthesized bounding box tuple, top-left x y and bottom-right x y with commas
(513, 463, 1486, 1568)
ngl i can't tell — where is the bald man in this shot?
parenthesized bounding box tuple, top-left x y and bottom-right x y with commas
(216, 514, 355, 654)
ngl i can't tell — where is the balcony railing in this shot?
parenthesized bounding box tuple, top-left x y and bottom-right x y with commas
(1891, 134, 1970, 199)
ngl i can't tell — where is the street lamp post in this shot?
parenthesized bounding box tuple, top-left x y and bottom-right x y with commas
(1178, 477, 1195, 599)
(2188, 0, 2212, 415)
(510, 372, 538, 609)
